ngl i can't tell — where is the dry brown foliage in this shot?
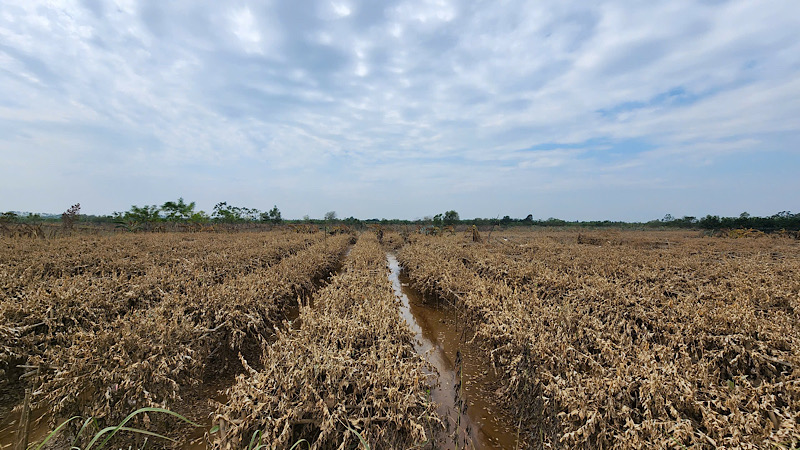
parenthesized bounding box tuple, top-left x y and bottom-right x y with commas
(1, 231, 352, 443)
(215, 233, 439, 449)
(399, 230, 800, 448)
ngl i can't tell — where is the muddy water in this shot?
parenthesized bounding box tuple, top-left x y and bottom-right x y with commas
(387, 254, 519, 450)
(0, 406, 49, 450)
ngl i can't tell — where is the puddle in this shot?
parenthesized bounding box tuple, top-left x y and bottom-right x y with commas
(181, 382, 230, 450)
(0, 405, 50, 450)
(387, 254, 519, 450)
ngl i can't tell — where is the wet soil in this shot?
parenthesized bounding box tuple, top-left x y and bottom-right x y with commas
(387, 254, 520, 450)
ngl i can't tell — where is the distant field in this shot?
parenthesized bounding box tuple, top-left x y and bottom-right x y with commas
(1, 229, 798, 448)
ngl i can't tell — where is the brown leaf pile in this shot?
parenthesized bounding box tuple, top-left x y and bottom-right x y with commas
(399, 230, 800, 448)
(215, 233, 439, 449)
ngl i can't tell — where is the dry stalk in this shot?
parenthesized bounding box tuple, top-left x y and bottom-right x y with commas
(398, 230, 800, 448)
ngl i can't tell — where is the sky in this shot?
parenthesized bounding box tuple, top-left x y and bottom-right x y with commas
(1, 0, 799, 221)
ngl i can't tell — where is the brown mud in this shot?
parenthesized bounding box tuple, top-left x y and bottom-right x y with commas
(388, 254, 519, 450)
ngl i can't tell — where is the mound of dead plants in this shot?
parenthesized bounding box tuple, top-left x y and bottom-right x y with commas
(0, 231, 351, 445)
(399, 232, 800, 448)
(215, 234, 439, 449)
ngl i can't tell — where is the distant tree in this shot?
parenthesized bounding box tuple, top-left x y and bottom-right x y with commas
(343, 216, 362, 229)
(675, 216, 697, 228)
(432, 214, 443, 228)
(324, 211, 337, 221)
(544, 217, 567, 226)
(501, 215, 513, 225)
(162, 198, 195, 221)
(699, 215, 721, 229)
(734, 211, 752, 228)
(523, 214, 534, 223)
(773, 211, 792, 219)
(62, 203, 81, 231)
(662, 214, 674, 222)
(189, 211, 210, 223)
(212, 202, 245, 223)
(129, 205, 161, 222)
(261, 205, 282, 224)
(302, 215, 310, 221)
(113, 204, 160, 232)
(443, 210, 460, 226)
(0, 212, 18, 223)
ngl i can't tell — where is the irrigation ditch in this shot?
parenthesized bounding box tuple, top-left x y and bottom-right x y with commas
(1, 239, 523, 449)
(387, 253, 519, 449)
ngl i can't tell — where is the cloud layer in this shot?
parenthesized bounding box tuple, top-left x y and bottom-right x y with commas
(1, 0, 798, 220)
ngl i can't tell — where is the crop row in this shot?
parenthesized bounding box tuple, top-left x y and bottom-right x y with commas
(0, 231, 352, 444)
(398, 232, 800, 448)
(215, 233, 439, 449)
(0, 231, 319, 285)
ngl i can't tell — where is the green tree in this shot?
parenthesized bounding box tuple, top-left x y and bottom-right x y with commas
(162, 198, 195, 221)
(443, 210, 459, 226)
(128, 205, 161, 222)
(0, 212, 18, 223)
(324, 211, 337, 222)
(212, 202, 243, 222)
(432, 214, 443, 228)
(342, 216, 362, 228)
(699, 215, 721, 229)
(113, 204, 161, 232)
(261, 205, 282, 224)
(189, 211, 210, 223)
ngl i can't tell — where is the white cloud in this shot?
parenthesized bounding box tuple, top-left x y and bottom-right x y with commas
(330, 2, 352, 18)
(230, 7, 263, 51)
(0, 0, 798, 219)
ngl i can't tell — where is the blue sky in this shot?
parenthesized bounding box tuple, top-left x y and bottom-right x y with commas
(1, 0, 798, 221)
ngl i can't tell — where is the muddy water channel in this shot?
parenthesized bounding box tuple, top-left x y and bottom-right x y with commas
(387, 254, 519, 450)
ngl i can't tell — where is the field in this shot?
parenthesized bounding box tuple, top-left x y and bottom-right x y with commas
(1, 229, 799, 449)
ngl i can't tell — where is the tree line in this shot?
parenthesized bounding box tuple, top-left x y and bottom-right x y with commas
(3, 203, 799, 233)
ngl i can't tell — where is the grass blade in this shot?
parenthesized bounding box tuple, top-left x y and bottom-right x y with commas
(85, 407, 200, 449)
(34, 416, 82, 450)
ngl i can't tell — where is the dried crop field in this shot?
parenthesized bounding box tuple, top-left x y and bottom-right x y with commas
(1, 231, 354, 447)
(215, 233, 438, 448)
(399, 230, 800, 448)
(2, 228, 799, 449)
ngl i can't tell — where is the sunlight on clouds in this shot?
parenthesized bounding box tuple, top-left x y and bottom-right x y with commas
(229, 7, 263, 53)
(394, 0, 456, 24)
(331, 2, 352, 18)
